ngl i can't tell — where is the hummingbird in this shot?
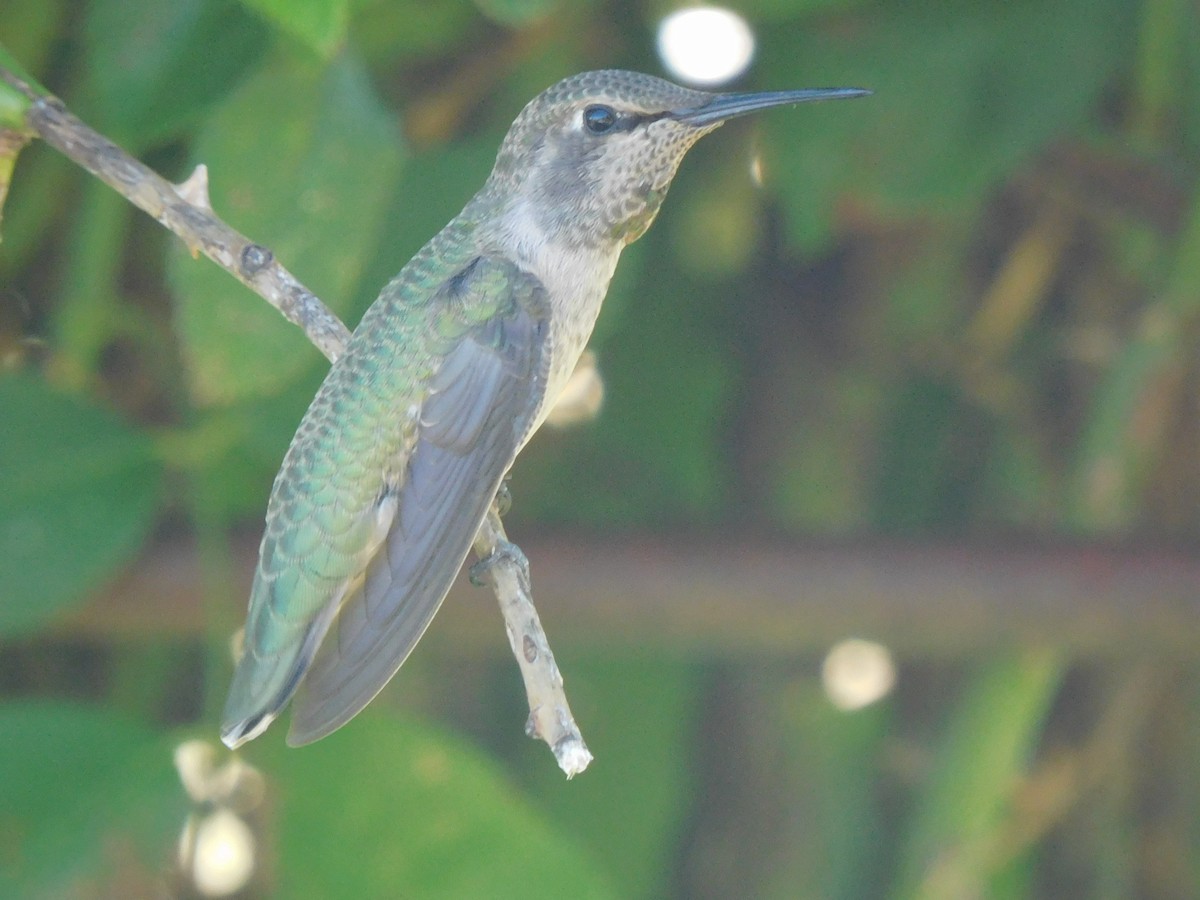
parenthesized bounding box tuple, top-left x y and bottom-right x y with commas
(221, 69, 868, 749)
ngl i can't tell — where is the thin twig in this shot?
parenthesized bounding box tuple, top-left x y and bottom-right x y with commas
(473, 510, 593, 776)
(2, 64, 590, 776)
(17, 94, 351, 363)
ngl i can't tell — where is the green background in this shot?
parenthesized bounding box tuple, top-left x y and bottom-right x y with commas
(2, 0, 1199, 896)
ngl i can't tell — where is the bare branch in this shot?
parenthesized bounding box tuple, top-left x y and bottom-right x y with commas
(3, 63, 589, 776)
(472, 510, 592, 777)
(28, 97, 351, 362)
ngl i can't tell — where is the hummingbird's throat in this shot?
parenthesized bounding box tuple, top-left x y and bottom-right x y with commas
(610, 185, 669, 245)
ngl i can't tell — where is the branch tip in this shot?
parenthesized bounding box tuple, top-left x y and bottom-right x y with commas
(555, 738, 594, 780)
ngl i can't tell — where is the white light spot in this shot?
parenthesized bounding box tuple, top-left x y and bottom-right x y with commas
(749, 153, 764, 187)
(821, 638, 896, 711)
(184, 808, 256, 897)
(174, 740, 218, 803)
(657, 6, 756, 87)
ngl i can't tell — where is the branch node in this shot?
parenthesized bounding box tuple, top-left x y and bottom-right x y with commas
(174, 164, 213, 211)
(239, 243, 274, 277)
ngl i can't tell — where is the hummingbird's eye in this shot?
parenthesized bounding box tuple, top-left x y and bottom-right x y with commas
(583, 104, 617, 134)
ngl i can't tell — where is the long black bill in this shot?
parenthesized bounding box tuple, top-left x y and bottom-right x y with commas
(671, 87, 871, 128)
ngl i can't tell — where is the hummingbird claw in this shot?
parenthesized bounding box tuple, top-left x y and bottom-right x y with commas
(494, 479, 513, 517)
(470, 538, 530, 588)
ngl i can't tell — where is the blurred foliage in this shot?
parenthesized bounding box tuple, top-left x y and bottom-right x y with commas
(170, 50, 403, 405)
(0, 703, 183, 897)
(249, 713, 614, 898)
(1, 0, 1199, 897)
(0, 374, 160, 636)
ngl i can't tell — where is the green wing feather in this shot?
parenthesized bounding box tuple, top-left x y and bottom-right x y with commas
(221, 254, 549, 747)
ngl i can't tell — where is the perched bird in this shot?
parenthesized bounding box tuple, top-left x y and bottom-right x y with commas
(221, 69, 868, 748)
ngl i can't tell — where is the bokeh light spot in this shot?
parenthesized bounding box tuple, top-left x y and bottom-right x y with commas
(184, 808, 256, 897)
(657, 6, 756, 87)
(821, 638, 896, 711)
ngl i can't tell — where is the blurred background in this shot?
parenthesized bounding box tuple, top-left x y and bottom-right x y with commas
(2, 0, 1200, 897)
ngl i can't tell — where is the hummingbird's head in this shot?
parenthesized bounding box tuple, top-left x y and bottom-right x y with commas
(486, 70, 868, 248)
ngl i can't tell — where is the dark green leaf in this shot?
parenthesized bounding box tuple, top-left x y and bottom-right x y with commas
(249, 712, 616, 898)
(351, 0, 476, 65)
(0, 63, 31, 132)
(82, 0, 269, 147)
(766, 368, 885, 533)
(0, 374, 161, 636)
(515, 657, 701, 898)
(1069, 190, 1200, 529)
(170, 52, 404, 405)
(759, 0, 1133, 249)
(188, 372, 323, 525)
(0, 139, 76, 280)
(0, 702, 184, 897)
(0, 0, 65, 83)
(473, 0, 563, 26)
(0, 10, 70, 271)
(667, 155, 765, 278)
(768, 682, 892, 899)
(240, 0, 348, 58)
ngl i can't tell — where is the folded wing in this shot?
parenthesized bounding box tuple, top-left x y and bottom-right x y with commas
(221, 256, 549, 747)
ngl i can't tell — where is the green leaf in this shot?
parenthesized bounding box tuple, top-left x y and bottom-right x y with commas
(759, 0, 1133, 249)
(473, 0, 563, 26)
(0, 65, 31, 132)
(0, 24, 73, 277)
(515, 657, 701, 898)
(187, 373, 323, 525)
(82, 0, 269, 147)
(0, 374, 161, 636)
(667, 153, 765, 278)
(0, 38, 50, 97)
(0, 702, 184, 897)
(893, 649, 1063, 899)
(0, 108, 31, 240)
(770, 683, 892, 900)
(0, 0, 64, 87)
(240, 0, 348, 58)
(248, 712, 616, 898)
(350, 0, 476, 65)
(170, 52, 404, 405)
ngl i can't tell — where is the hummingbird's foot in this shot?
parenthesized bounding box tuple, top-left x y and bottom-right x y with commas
(470, 538, 530, 589)
(494, 479, 513, 517)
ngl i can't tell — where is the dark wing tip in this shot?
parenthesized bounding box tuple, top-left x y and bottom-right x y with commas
(220, 710, 277, 749)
